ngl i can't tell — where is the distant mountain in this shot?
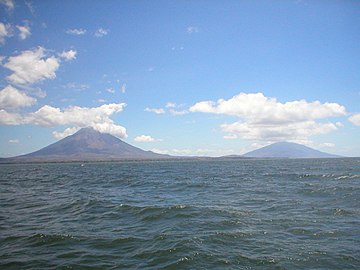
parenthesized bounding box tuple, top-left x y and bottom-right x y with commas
(243, 142, 340, 158)
(3, 127, 170, 162)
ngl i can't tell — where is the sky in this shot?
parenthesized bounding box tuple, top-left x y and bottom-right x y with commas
(0, 0, 359, 157)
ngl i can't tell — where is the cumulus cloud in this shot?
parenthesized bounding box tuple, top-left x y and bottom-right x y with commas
(190, 92, 346, 142)
(0, 102, 127, 138)
(190, 92, 345, 123)
(16, 24, 31, 40)
(66, 28, 86, 35)
(52, 127, 80, 139)
(0, 109, 23, 125)
(3, 47, 60, 85)
(0, 0, 14, 10)
(0, 85, 36, 109)
(145, 107, 165, 114)
(0, 22, 11, 44)
(221, 120, 337, 142)
(26, 103, 127, 138)
(26, 102, 125, 125)
(91, 122, 127, 138)
(59, 49, 77, 61)
(134, 135, 156, 142)
(348, 113, 360, 126)
(94, 27, 108, 37)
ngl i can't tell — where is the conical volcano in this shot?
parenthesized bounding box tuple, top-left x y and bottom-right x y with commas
(6, 128, 169, 162)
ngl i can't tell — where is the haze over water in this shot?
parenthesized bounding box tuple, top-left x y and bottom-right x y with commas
(1, 158, 359, 269)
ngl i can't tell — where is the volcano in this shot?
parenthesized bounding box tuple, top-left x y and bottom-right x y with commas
(5, 127, 170, 162)
(242, 141, 340, 158)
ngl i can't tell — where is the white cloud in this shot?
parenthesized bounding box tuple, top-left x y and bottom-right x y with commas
(145, 107, 165, 114)
(190, 92, 346, 142)
(3, 47, 60, 85)
(66, 28, 87, 35)
(169, 109, 189, 116)
(8, 139, 19, 144)
(106, 87, 115, 94)
(145, 102, 189, 116)
(91, 122, 127, 139)
(335, 121, 343, 127)
(0, 22, 11, 44)
(0, 85, 36, 109)
(165, 102, 176, 108)
(0, 109, 23, 125)
(0, 102, 128, 138)
(59, 49, 77, 61)
(26, 103, 127, 138)
(134, 135, 156, 142)
(52, 127, 80, 139)
(221, 120, 338, 142)
(16, 24, 31, 40)
(187, 26, 199, 34)
(94, 28, 108, 38)
(0, 0, 14, 10)
(29, 87, 46, 98)
(26, 102, 125, 125)
(190, 92, 346, 123)
(349, 113, 360, 126)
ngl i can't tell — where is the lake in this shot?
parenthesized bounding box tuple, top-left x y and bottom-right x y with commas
(1, 158, 359, 269)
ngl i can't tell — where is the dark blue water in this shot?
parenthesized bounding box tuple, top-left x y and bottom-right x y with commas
(1, 158, 359, 269)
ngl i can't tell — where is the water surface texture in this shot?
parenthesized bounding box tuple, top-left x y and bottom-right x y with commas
(1, 159, 359, 269)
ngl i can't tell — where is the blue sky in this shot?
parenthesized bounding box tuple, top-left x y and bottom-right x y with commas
(0, 0, 359, 157)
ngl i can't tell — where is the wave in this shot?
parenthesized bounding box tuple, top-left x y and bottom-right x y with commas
(298, 173, 360, 180)
(334, 174, 360, 180)
(27, 233, 77, 246)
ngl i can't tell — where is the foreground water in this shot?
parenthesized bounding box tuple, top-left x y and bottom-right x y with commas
(0, 158, 359, 269)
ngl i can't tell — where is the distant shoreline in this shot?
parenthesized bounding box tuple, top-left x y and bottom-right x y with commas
(0, 156, 356, 165)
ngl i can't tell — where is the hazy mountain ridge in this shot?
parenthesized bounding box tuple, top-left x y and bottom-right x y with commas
(242, 142, 340, 158)
(1, 130, 342, 163)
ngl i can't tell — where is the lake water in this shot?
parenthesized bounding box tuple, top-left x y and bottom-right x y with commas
(1, 158, 359, 269)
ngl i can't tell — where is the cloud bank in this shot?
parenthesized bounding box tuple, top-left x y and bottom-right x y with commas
(0, 103, 128, 139)
(190, 92, 346, 142)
